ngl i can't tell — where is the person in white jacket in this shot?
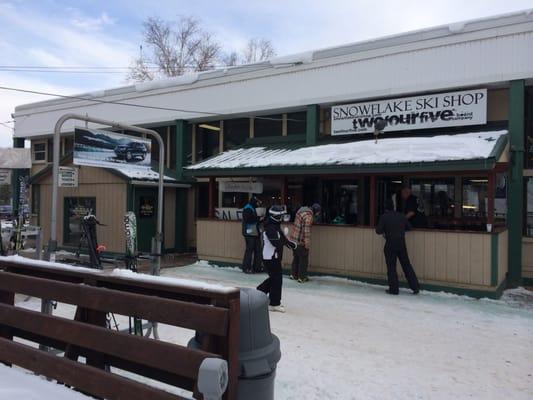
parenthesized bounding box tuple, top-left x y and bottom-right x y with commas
(257, 206, 296, 313)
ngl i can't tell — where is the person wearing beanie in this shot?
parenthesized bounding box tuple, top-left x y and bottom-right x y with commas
(241, 195, 263, 273)
(375, 198, 420, 295)
(289, 203, 321, 283)
(257, 205, 297, 313)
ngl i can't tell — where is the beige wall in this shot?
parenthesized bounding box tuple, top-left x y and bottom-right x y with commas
(487, 89, 509, 122)
(187, 188, 196, 249)
(523, 238, 533, 279)
(197, 220, 500, 288)
(36, 165, 127, 253)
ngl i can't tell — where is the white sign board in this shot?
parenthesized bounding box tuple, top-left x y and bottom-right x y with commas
(74, 127, 152, 171)
(0, 169, 11, 185)
(219, 181, 263, 194)
(331, 89, 487, 136)
(59, 167, 78, 187)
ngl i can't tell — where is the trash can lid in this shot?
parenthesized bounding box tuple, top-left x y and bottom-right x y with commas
(238, 288, 281, 378)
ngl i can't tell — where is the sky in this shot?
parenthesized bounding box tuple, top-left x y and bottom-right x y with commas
(0, 0, 532, 147)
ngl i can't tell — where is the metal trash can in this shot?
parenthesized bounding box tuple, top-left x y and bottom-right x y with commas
(188, 288, 281, 400)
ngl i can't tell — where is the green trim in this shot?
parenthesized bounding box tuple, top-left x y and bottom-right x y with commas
(490, 233, 498, 286)
(174, 188, 187, 253)
(488, 134, 509, 160)
(175, 120, 188, 181)
(184, 157, 497, 178)
(200, 259, 506, 299)
(306, 105, 319, 146)
(507, 80, 525, 287)
(126, 183, 134, 212)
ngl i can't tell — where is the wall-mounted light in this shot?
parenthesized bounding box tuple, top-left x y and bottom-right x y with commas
(199, 123, 221, 132)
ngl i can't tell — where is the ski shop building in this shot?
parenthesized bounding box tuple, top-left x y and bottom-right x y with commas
(12, 10, 533, 297)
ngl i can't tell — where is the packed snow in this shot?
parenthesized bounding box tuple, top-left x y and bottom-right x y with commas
(3, 259, 532, 400)
(0, 364, 90, 400)
(187, 130, 507, 170)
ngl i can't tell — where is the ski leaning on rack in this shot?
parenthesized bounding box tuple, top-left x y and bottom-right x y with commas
(124, 211, 143, 335)
(14, 175, 29, 253)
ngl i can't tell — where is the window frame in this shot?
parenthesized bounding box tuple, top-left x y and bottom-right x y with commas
(32, 140, 47, 164)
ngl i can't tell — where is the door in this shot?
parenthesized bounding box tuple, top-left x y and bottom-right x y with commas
(134, 187, 157, 253)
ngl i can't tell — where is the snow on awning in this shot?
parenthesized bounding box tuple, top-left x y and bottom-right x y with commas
(111, 165, 176, 181)
(186, 130, 507, 173)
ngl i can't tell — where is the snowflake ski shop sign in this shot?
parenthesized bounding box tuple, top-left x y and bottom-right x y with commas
(331, 89, 487, 136)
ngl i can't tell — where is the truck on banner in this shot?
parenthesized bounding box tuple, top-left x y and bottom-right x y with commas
(331, 89, 487, 136)
(74, 127, 152, 170)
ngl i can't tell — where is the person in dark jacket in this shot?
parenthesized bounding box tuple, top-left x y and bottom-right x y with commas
(241, 196, 263, 273)
(401, 186, 428, 228)
(257, 206, 296, 313)
(376, 199, 420, 295)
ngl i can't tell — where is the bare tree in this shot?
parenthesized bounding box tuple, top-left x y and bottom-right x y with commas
(129, 16, 219, 81)
(242, 38, 276, 63)
(129, 16, 276, 82)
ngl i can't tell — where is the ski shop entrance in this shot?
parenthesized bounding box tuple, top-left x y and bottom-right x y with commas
(134, 187, 157, 253)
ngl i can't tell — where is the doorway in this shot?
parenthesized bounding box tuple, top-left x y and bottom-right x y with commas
(134, 187, 157, 253)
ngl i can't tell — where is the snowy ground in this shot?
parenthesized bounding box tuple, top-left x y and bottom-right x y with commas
(2, 261, 533, 400)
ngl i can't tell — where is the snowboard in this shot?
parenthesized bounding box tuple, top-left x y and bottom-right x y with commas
(124, 211, 142, 335)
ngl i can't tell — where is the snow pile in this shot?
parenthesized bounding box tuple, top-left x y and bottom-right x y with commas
(110, 268, 238, 294)
(163, 262, 533, 400)
(112, 165, 176, 181)
(0, 365, 91, 400)
(135, 73, 199, 92)
(187, 130, 507, 170)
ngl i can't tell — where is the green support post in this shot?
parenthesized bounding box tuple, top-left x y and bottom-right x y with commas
(174, 120, 189, 252)
(306, 105, 320, 146)
(507, 80, 525, 287)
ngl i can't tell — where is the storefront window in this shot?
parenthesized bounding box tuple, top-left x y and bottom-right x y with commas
(462, 178, 488, 230)
(196, 122, 220, 161)
(321, 180, 360, 224)
(287, 111, 307, 136)
(64, 197, 96, 246)
(254, 115, 282, 138)
(410, 179, 455, 221)
(224, 118, 250, 149)
(526, 178, 533, 237)
(222, 192, 248, 208)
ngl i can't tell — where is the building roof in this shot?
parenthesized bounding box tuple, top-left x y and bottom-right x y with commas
(0, 148, 31, 169)
(185, 130, 508, 176)
(13, 9, 533, 139)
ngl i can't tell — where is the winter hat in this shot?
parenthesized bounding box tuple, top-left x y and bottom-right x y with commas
(311, 203, 321, 214)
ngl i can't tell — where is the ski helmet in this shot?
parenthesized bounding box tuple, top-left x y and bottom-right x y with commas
(268, 205, 286, 222)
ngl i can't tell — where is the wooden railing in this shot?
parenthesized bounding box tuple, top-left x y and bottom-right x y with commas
(0, 258, 240, 400)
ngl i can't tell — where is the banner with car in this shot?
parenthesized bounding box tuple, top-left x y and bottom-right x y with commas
(74, 127, 152, 170)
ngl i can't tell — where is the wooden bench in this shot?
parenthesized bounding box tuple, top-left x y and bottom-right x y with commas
(0, 257, 240, 400)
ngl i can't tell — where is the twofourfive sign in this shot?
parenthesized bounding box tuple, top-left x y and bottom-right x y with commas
(331, 89, 487, 136)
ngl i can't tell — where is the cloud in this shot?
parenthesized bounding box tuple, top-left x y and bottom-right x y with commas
(70, 11, 115, 31)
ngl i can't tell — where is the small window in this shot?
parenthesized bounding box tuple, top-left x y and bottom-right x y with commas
(32, 141, 47, 162)
(287, 111, 307, 136)
(195, 122, 220, 162)
(224, 118, 249, 149)
(254, 115, 282, 138)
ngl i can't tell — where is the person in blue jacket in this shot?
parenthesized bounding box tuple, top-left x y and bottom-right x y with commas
(241, 195, 263, 273)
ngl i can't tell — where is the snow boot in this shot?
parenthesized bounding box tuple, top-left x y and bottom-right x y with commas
(269, 305, 286, 313)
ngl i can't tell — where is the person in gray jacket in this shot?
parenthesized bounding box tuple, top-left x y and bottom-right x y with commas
(375, 199, 420, 295)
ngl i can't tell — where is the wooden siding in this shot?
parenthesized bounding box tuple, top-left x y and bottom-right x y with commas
(197, 220, 500, 288)
(37, 166, 127, 253)
(522, 238, 533, 279)
(164, 188, 176, 249)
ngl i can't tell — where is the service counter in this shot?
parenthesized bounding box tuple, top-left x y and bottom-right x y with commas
(196, 219, 508, 298)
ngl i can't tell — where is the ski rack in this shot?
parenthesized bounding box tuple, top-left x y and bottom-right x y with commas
(0, 257, 240, 400)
